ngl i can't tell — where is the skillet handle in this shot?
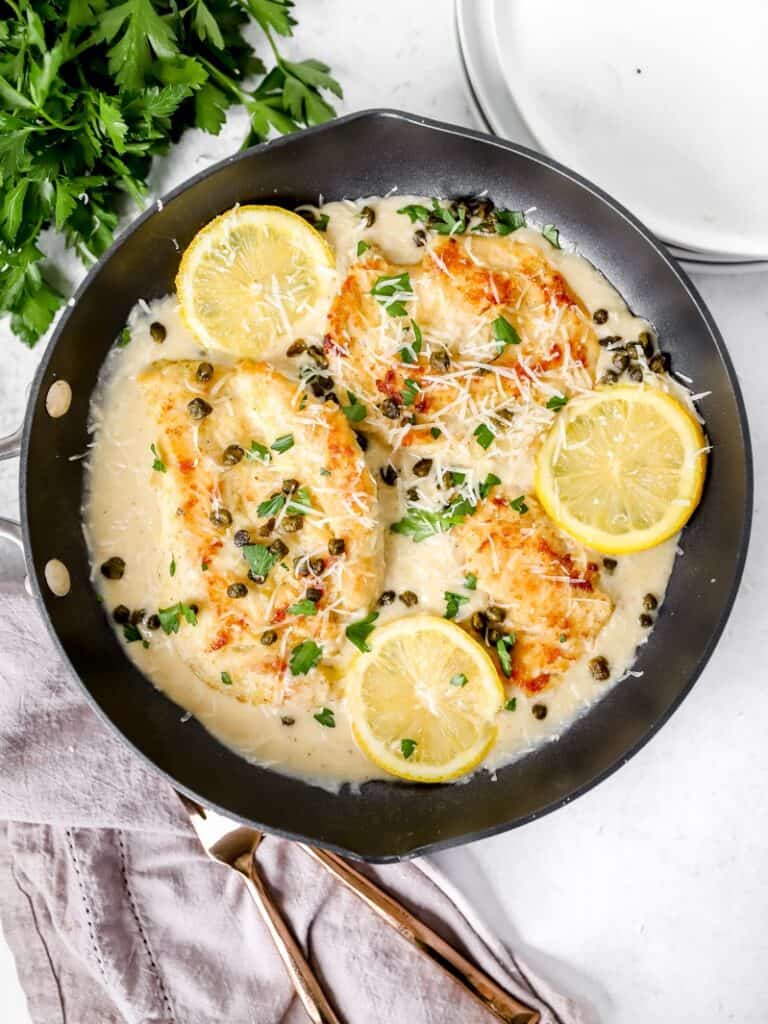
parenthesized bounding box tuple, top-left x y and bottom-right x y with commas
(0, 422, 24, 553)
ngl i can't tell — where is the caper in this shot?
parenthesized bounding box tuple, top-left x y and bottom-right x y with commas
(189, 604, 199, 615)
(328, 538, 346, 556)
(406, 487, 420, 502)
(307, 344, 329, 369)
(612, 351, 630, 372)
(310, 376, 334, 396)
(430, 349, 451, 372)
(602, 557, 618, 573)
(649, 352, 669, 374)
(412, 458, 433, 478)
(598, 335, 622, 348)
(281, 715, 295, 726)
(222, 444, 244, 466)
(196, 362, 214, 383)
(414, 229, 428, 247)
(260, 630, 277, 646)
(101, 556, 125, 580)
(531, 703, 548, 720)
(294, 556, 310, 577)
(360, 205, 376, 227)
(281, 478, 299, 495)
(280, 515, 304, 533)
(146, 614, 161, 630)
(380, 464, 398, 485)
(268, 538, 289, 557)
(248, 570, 266, 584)
(589, 656, 610, 681)
(150, 321, 166, 343)
(399, 591, 418, 607)
(628, 365, 644, 382)
(599, 371, 619, 386)
(210, 507, 232, 528)
(495, 408, 515, 424)
(286, 339, 307, 357)
(112, 604, 130, 624)
(467, 195, 495, 218)
(486, 626, 502, 646)
(381, 397, 401, 419)
(258, 518, 275, 538)
(639, 613, 654, 628)
(354, 430, 369, 451)
(593, 309, 609, 325)
(308, 556, 325, 576)
(306, 586, 324, 603)
(638, 331, 654, 358)
(325, 392, 340, 404)
(130, 608, 145, 625)
(227, 582, 248, 599)
(378, 590, 396, 606)
(188, 397, 212, 420)
(643, 593, 658, 611)
(471, 611, 488, 633)
(486, 605, 506, 623)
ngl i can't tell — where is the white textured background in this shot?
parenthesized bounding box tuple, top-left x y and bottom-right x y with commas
(1, 2, 767, 1021)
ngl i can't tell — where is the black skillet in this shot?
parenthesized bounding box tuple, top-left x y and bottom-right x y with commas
(0, 110, 752, 861)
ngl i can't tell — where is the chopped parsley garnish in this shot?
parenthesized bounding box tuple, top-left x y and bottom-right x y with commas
(371, 272, 414, 317)
(444, 591, 470, 620)
(478, 472, 501, 499)
(542, 224, 561, 248)
(123, 623, 142, 643)
(169, 555, 176, 577)
(448, 470, 466, 486)
(391, 497, 475, 543)
(546, 394, 568, 411)
(320, 468, 331, 477)
(430, 427, 442, 439)
(496, 633, 517, 677)
(242, 544, 279, 581)
(357, 240, 371, 256)
(150, 443, 166, 473)
(221, 671, 233, 686)
(247, 441, 272, 464)
(290, 640, 323, 676)
(345, 611, 378, 653)
(397, 203, 431, 224)
(309, 212, 329, 232)
(399, 320, 423, 364)
(314, 706, 335, 727)
(201, 561, 209, 572)
(492, 315, 521, 350)
(271, 433, 295, 454)
(401, 378, 420, 406)
(258, 493, 286, 518)
(427, 198, 467, 236)
(117, 327, 131, 348)
(504, 697, 517, 712)
(400, 738, 417, 759)
(288, 599, 318, 616)
(494, 209, 527, 235)
(510, 495, 529, 514)
(464, 573, 477, 591)
(559, 633, 567, 643)
(158, 601, 198, 635)
(286, 486, 313, 516)
(473, 423, 495, 450)
(342, 390, 367, 423)
(450, 673, 468, 688)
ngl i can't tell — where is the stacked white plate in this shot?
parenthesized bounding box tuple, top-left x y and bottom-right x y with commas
(456, 0, 768, 273)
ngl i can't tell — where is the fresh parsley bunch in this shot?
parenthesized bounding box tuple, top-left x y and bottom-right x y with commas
(0, 0, 341, 346)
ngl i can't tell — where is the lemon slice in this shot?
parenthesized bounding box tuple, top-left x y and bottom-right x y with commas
(535, 385, 707, 554)
(346, 615, 504, 782)
(176, 205, 334, 356)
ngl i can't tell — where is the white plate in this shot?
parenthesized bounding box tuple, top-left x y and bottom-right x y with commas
(457, 0, 768, 259)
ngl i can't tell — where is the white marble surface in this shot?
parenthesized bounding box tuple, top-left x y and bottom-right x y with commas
(1, 2, 766, 1021)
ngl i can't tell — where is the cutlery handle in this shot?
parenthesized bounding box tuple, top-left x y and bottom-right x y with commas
(300, 846, 539, 1024)
(233, 854, 344, 1024)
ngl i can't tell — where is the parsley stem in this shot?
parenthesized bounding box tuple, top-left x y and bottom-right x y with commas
(198, 57, 249, 102)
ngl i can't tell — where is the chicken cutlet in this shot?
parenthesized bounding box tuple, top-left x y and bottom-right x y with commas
(139, 358, 382, 706)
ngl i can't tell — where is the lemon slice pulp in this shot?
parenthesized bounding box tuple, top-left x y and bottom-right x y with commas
(535, 384, 707, 554)
(176, 205, 334, 357)
(346, 615, 504, 782)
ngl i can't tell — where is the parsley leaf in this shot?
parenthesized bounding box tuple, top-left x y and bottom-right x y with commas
(496, 633, 517, 677)
(510, 495, 529, 514)
(314, 706, 335, 728)
(357, 240, 371, 256)
(345, 611, 378, 653)
(391, 497, 476, 543)
(504, 697, 517, 712)
(450, 673, 468, 688)
(242, 543, 279, 581)
(247, 441, 272, 464)
(169, 555, 176, 577)
(492, 316, 521, 350)
(150, 442, 166, 473)
(397, 203, 431, 224)
(342, 390, 367, 423)
(542, 224, 561, 248)
(271, 433, 295, 454)
(288, 599, 318, 616)
(117, 327, 132, 348)
(221, 671, 233, 686)
(430, 427, 442, 439)
(473, 423, 496, 450)
(257, 493, 286, 518)
(285, 486, 312, 516)
(371, 272, 414, 317)
(546, 394, 568, 411)
(478, 473, 501, 499)
(401, 378, 420, 406)
(290, 639, 322, 675)
(495, 209, 527, 235)
(123, 623, 142, 643)
(464, 573, 477, 591)
(158, 601, 198, 635)
(400, 738, 417, 759)
(399, 320, 422, 364)
(444, 591, 469, 620)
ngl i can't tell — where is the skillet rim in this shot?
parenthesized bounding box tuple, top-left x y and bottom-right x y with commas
(19, 108, 754, 861)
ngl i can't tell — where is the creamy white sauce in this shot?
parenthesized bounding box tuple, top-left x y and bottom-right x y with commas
(84, 196, 695, 790)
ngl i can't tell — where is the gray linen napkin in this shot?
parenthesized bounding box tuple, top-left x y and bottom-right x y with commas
(0, 584, 581, 1024)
